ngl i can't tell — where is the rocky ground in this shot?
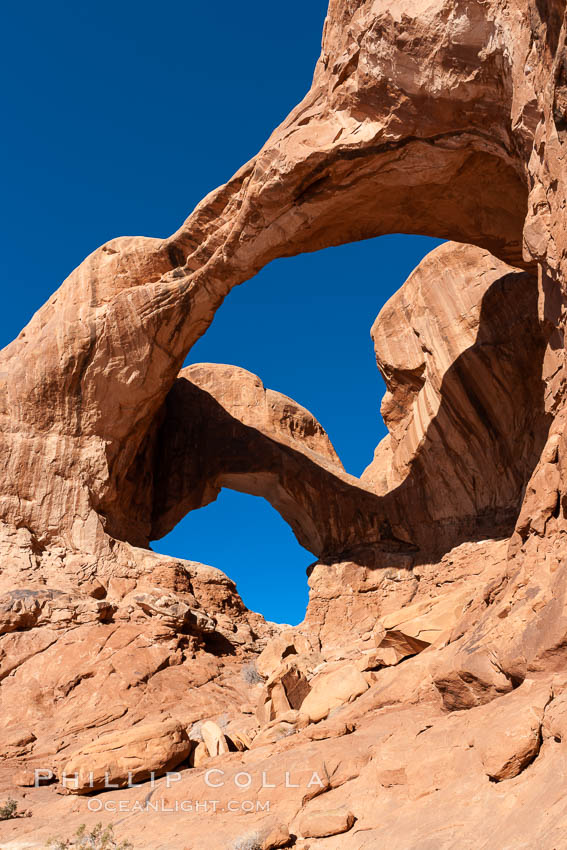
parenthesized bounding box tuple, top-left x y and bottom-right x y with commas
(2, 536, 567, 848)
(2, 0, 567, 847)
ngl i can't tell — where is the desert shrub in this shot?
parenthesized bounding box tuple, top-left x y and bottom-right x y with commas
(0, 798, 19, 820)
(190, 714, 228, 742)
(241, 660, 263, 685)
(189, 720, 203, 741)
(46, 822, 133, 849)
(230, 833, 262, 850)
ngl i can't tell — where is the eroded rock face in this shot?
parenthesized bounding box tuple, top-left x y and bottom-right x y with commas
(2, 0, 567, 848)
(364, 241, 551, 550)
(151, 363, 406, 557)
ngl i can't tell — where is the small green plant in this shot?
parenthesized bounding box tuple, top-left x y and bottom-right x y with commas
(46, 822, 133, 849)
(0, 798, 19, 820)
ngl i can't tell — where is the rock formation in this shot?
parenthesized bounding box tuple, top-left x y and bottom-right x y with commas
(364, 240, 552, 550)
(150, 363, 395, 556)
(2, 0, 567, 847)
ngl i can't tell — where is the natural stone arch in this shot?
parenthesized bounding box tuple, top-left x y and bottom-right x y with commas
(0, 0, 558, 584)
(2, 3, 567, 841)
(143, 242, 550, 563)
(149, 364, 398, 559)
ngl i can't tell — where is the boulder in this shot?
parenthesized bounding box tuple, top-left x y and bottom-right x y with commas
(189, 742, 209, 768)
(224, 720, 255, 752)
(365, 586, 475, 671)
(59, 718, 191, 793)
(0, 589, 115, 635)
(472, 680, 551, 782)
(299, 665, 369, 724)
(270, 682, 291, 717)
(371, 633, 431, 667)
(133, 591, 216, 633)
(251, 720, 297, 749)
(257, 635, 297, 679)
(379, 588, 472, 650)
(200, 720, 229, 758)
(297, 807, 356, 838)
(256, 695, 273, 726)
(11, 769, 36, 787)
(256, 631, 321, 679)
(278, 665, 311, 710)
(265, 661, 311, 719)
(2, 726, 36, 758)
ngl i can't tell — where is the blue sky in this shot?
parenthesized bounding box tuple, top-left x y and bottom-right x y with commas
(1, 1, 441, 624)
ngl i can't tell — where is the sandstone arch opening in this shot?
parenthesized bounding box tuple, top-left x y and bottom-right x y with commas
(149, 233, 442, 624)
(154, 489, 314, 625)
(149, 236, 552, 624)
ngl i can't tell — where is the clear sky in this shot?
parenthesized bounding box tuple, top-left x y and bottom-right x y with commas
(1, 1, 441, 625)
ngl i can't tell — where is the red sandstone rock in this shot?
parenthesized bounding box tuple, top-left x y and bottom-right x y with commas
(151, 363, 395, 556)
(58, 718, 192, 794)
(1, 0, 567, 848)
(296, 807, 355, 839)
(299, 664, 369, 724)
(362, 241, 549, 552)
(200, 721, 230, 759)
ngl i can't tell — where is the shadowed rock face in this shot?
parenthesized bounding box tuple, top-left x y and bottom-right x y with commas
(150, 364, 397, 558)
(367, 241, 552, 551)
(3, 1, 567, 847)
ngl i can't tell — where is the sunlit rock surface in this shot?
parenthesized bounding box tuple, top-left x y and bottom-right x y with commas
(2, 0, 567, 847)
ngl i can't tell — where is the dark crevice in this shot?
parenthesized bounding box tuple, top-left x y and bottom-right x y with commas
(293, 129, 516, 208)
